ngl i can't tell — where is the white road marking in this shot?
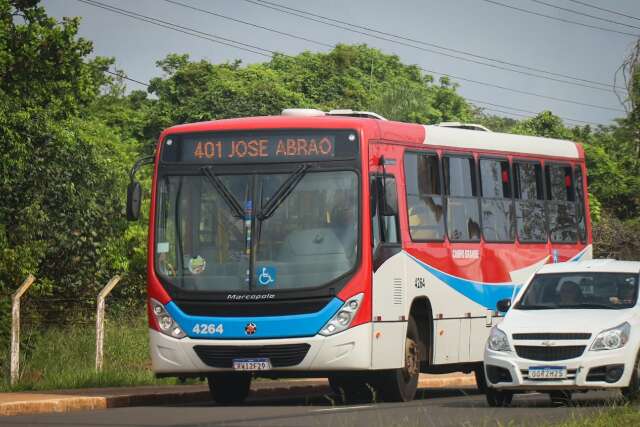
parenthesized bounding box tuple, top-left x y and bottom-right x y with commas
(314, 405, 374, 412)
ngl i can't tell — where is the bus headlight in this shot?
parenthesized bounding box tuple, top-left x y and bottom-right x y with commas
(590, 322, 630, 351)
(150, 298, 186, 339)
(320, 294, 363, 337)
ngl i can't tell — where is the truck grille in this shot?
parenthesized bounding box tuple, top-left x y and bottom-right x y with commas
(193, 344, 311, 368)
(515, 345, 585, 361)
(512, 333, 591, 340)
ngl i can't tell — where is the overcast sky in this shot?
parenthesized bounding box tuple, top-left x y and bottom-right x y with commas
(43, 0, 640, 127)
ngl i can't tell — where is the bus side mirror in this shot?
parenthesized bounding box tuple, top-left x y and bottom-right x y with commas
(496, 299, 511, 313)
(127, 180, 142, 221)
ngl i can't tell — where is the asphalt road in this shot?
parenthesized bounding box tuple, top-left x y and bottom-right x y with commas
(0, 387, 624, 427)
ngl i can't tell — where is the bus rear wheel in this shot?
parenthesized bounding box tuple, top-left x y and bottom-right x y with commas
(376, 317, 421, 402)
(208, 373, 251, 405)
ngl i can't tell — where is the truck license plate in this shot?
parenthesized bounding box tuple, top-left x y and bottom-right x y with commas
(528, 366, 567, 379)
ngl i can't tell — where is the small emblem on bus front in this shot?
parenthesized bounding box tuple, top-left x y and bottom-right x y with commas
(245, 323, 257, 335)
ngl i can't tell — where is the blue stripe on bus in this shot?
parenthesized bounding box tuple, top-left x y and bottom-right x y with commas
(165, 298, 343, 339)
(408, 254, 520, 310)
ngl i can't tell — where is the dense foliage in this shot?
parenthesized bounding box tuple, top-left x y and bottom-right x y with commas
(1, 0, 638, 379)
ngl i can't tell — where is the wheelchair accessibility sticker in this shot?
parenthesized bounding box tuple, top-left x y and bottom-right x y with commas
(257, 266, 276, 287)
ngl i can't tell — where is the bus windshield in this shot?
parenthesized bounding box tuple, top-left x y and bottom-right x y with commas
(155, 170, 358, 292)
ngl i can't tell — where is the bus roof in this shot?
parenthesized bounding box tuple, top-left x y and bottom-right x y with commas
(424, 125, 580, 159)
(161, 115, 582, 160)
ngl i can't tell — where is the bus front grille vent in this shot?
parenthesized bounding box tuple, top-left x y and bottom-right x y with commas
(392, 278, 403, 305)
(193, 344, 311, 368)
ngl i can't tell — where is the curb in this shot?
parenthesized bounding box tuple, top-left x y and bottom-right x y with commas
(0, 374, 476, 417)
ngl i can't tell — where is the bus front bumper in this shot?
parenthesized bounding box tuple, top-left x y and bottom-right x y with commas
(150, 322, 373, 374)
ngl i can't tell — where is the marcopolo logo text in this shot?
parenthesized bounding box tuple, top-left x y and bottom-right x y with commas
(227, 293, 276, 300)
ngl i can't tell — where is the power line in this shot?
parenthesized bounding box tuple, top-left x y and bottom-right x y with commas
(162, 0, 333, 48)
(528, 0, 640, 31)
(105, 70, 149, 87)
(479, 0, 639, 38)
(566, 0, 640, 22)
(242, 0, 620, 92)
(79, 0, 622, 116)
(77, 0, 273, 58)
(467, 98, 602, 125)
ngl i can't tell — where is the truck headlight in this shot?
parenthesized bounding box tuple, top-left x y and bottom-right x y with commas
(487, 326, 511, 352)
(590, 322, 630, 351)
(319, 294, 363, 336)
(150, 298, 186, 339)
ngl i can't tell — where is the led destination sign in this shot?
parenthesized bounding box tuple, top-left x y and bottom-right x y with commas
(162, 131, 358, 163)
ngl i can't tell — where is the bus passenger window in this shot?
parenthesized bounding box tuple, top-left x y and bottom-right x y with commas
(574, 167, 587, 243)
(514, 162, 546, 243)
(480, 158, 514, 242)
(404, 152, 445, 241)
(444, 156, 480, 242)
(546, 164, 578, 243)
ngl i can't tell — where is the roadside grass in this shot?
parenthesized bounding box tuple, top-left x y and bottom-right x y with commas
(549, 404, 640, 427)
(0, 314, 192, 392)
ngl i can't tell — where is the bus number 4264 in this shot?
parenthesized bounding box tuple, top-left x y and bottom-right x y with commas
(192, 323, 224, 334)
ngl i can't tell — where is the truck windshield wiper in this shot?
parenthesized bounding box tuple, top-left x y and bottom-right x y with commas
(559, 303, 616, 309)
(202, 166, 245, 219)
(515, 304, 556, 310)
(257, 164, 310, 221)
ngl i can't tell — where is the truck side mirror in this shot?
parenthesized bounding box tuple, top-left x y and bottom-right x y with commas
(496, 298, 511, 313)
(126, 180, 142, 221)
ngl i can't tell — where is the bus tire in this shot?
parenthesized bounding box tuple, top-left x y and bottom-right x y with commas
(376, 317, 420, 402)
(474, 363, 488, 393)
(328, 375, 376, 403)
(207, 373, 251, 405)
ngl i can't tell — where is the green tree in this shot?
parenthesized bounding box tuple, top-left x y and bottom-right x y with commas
(0, 0, 132, 353)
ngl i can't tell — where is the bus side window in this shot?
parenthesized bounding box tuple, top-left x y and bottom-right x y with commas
(545, 164, 578, 243)
(479, 158, 514, 242)
(443, 155, 480, 242)
(574, 166, 587, 242)
(514, 161, 547, 243)
(371, 175, 400, 245)
(404, 152, 445, 241)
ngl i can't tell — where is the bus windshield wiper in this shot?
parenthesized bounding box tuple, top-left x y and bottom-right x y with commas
(202, 167, 244, 219)
(257, 164, 310, 221)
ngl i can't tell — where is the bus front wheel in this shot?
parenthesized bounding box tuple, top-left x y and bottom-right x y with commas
(208, 373, 251, 405)
(376, 317, 421, 402)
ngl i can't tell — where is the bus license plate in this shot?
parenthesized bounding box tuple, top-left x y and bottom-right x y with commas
(528, 366, 567, 379)
(232, 358, 272, 371)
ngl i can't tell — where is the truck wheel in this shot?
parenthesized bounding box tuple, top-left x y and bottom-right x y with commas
(208, 373, 251, 405)
(329, 375, 376, 403)
(622, 353, 640, 401)
(549, 391, 572, 406)
(375, 317, 421, 402)
(485, 388, 513, 407)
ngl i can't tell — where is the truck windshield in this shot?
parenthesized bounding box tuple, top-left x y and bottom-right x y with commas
(515, 272, 639, 310)
(155, 170, 358, 292)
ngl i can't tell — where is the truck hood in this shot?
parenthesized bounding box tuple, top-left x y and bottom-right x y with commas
(499, 308, 632, 336)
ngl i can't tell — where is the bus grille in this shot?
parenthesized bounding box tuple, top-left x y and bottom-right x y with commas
(515, 345, 585, 361)
(193, 344, 311, 368)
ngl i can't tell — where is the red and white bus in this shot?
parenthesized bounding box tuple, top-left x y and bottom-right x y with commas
(127, 109, 592, 404)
